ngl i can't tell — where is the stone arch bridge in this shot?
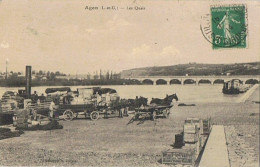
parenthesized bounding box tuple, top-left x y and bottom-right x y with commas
(125, 75, 260, 85)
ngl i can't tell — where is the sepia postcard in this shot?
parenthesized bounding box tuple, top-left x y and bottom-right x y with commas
(0, 0, 259, 166)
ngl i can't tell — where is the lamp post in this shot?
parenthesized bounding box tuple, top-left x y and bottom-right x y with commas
(5, 58, 9, 80)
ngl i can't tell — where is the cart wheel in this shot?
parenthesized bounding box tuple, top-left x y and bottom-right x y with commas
(63, 110, 74, 121)
(152, 111, 157, 121)
(90, 111, 99, 121)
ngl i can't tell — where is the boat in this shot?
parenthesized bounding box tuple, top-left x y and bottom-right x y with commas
(222, 79, 243, 94)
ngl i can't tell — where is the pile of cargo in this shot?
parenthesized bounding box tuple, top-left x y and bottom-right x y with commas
(12, 110, 29, 128)
(162, 118, 211, 166)
(13, 108, 63, 131)
(0, 127, 23, 140)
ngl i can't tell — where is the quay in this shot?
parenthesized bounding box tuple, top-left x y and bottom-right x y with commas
(199, 125, 230, 167)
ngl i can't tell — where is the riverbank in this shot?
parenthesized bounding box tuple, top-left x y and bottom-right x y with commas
(0, 101, 258, 166)
(245, 84, 260, 103)
(0, 78, 141, 87)
(0, 85, 259, 166)
(236, 84, 259, 103)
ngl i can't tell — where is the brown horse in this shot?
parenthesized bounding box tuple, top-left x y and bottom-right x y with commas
(150, 93, 178, 106)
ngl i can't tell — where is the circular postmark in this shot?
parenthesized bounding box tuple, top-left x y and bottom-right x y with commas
(200, 4, 248, 48)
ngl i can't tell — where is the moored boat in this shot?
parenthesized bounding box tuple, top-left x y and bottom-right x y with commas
(222, 79, 242, 94)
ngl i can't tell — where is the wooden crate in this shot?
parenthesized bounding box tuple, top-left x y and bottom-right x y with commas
(184, 133, 199, 143)
(162, 147, 196, 165)
(183, 124, 199, 143)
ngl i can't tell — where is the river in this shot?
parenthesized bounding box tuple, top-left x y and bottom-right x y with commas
(0, 84, 244, 103)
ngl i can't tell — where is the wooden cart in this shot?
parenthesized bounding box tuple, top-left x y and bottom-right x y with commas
(134, 105, 173, 121)
(58, 103, 99, 121)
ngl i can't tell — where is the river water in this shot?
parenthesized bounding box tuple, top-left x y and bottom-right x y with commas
(0, 84, 242, 103)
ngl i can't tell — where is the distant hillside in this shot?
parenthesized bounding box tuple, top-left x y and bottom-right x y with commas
(121, 62, 260, 77)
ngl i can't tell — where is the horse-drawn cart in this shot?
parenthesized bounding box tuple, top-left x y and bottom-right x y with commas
(58, 103, 99, 121)
(134, 105, 173, 121)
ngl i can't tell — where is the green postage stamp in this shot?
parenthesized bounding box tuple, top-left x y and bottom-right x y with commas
(211, 5, 247, 49)
(200, 4, 248, 49)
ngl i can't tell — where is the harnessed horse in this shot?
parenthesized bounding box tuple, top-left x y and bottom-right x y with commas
(150, 93, 178, 106)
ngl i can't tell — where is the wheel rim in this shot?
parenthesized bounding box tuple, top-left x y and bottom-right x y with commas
(63, 110, 73, 121)
(90, 111, 99, 120)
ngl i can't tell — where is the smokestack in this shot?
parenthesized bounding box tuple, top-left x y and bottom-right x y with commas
(25, 66, 32, 98)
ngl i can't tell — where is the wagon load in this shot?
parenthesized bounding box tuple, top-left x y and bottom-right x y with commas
(1, 91, 24, 111)
(97, 88, 119, 102)
(45, 87, 71, 105)
(58, 87, 120, 121)
(77, 88, 94, 101)
(45, 87, 71, 94)
(0, 100, 17, 112)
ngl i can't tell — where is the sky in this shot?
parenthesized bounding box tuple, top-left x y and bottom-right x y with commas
(0, 0, 259, 74)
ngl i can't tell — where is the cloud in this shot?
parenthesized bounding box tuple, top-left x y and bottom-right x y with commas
(160, 45, 180, 58)
(157, 45, 186, 65)
(106, 16, 131, 30)
(132, 44, 151, 57)
(1, 41, 9, 48)
(123, 44, 154, 68)
(127, 44, 183, 67)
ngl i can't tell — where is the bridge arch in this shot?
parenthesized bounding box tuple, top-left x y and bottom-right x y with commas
(170, 79, 181, 85)
(184, 79, 196, 85)
(156, 79, 167, 85)
(245, 79, 259, 84)
(198, 79, 212, 85)
(142, 79, 154, 85)
(213, 79, 225, 84)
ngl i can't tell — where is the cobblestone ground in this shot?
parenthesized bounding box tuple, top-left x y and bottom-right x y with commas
(225, 125, 259, 167)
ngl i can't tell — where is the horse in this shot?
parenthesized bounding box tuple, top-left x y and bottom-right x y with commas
(150, 93, 178, 106)
(127, 96, 148, 109)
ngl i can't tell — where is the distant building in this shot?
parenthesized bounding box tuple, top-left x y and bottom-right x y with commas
(42, 76, 47, 81)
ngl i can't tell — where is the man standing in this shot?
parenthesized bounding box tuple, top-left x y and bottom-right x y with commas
(49, 99, 56, 119)
(96, 92, 102, 105)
